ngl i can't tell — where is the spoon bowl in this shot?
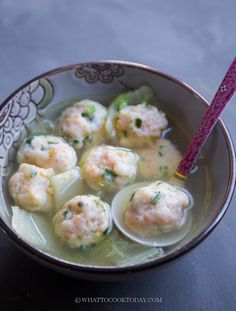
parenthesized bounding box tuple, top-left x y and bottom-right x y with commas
(112, 181, 194, 247)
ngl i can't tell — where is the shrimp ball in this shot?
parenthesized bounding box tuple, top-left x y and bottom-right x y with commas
(114, 103, 168, 148)
(8, 163, 55, 213)
(137, 139, 182, 180)
(17, 135, 77, 174)
(53, 195, 112, 248)
(124, 181, 190, 237)
(80, 145, 139, 192)
(57, 99, 107, 151)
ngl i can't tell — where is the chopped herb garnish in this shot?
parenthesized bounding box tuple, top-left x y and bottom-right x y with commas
(81, 112, 94, 121)
(97, 191, 105, 201)
(158, 145, 164, 156)
(84, 135, 93, 143)
(114, 92, 129, 111)
(151, 191, 162, 205)
(31, 171, 37, 177)
(26, 137, 34, 145)
(94, 200, 100, 207)
(48, 141, 59, 145)
(103, 226, 110, 235)
(72, 139, 80, 147)
(135, 118, 142, 128)
(81, 105, 96, 121)
(129, 191, 136, 202)
(87, 105, 96, 114)
(159, 165, 169, 179)
(63, 210, 68, 218)
(102, 169, 117, 182)
(63, 210, 73, 219)
(78, 201, 84, 207)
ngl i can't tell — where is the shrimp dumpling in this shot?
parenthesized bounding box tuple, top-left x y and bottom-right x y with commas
(17, 135, 77, 173)
(136, 139, 182, 180)
(80, 145, 139, 192)
(124, 181, 190, 237)
(53, 195, 112, 248)
(114, 103, 168, 148)
(8, 163, 55, 213)
(57, 99, 107, 151)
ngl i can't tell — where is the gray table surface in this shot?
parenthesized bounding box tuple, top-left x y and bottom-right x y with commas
(0, 1, 236, 310)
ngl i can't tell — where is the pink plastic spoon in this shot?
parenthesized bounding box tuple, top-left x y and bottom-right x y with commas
(176, 57, 236, 179)
(112, 58, 236, 247)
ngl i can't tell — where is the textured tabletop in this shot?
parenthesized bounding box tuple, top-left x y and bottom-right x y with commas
(0, 1, 236, 310)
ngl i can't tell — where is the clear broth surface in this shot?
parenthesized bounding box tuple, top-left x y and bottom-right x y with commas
(5, 95, 211, 267)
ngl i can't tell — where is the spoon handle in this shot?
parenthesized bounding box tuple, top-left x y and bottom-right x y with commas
(176, 58, 236, 178)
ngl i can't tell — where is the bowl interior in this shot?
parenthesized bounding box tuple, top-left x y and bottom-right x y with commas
(0, 62, 234, 272)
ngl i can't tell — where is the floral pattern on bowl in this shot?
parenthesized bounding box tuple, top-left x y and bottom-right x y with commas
(0, 78, 53, 179)
(75, 63, 125, 83)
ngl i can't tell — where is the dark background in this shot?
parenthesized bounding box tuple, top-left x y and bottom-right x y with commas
(0, 1, 236, 310)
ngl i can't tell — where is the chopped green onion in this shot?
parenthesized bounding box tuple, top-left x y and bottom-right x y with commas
(151, 191, 162, 205)
(97, 191, 105, 201)
(26, 137, 34, 145)
(81, 112, 94, 121)
(86, 105, 96, 114)
(159, 165, 169, 179)
(48, 141, 59, 145)
(31, 171, 37, 177)
(81, 105, 96, 121)
(84, 135, 93, 143)
(103, 226, 110, 235)
(102, 169, 117, 182)
(158, 145, 164, 156)
(114, 93, 129, 111)
(94, 200, 101, 207)
(129, 191, 136, 202)
(72, 139, 80, 147)
(78, 201, 84, 207)
(63, 210, 73, 219)
(135, 118, 142, 128)
(63, 210, 68, 218)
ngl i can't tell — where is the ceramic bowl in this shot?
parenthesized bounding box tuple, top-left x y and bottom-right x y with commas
(0, 61, 235, 280)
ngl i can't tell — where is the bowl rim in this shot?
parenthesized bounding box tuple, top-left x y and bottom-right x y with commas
(0, 60, 235, 275)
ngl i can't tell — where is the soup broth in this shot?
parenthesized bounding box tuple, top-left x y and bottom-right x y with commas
(5, 91, 211, 267)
